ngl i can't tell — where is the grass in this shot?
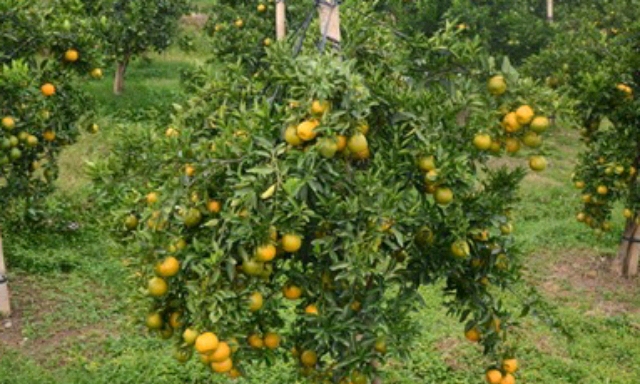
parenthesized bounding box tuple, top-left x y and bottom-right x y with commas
(2, 41, 640, 384)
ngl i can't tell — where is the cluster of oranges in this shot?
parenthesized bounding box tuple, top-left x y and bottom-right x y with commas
(475, 75, 551, 172)
(484, 358, 519, 384)
(284, 100, 371, 161)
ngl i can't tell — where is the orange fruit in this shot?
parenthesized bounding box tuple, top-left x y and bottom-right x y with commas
(418, 156, 436, 172)
(185, 164, 196, 177)
(281, 233, 302, 253)
(256, 244, 277, 262)
(335, 135, 347, 151)
(90, 68, 103, 79)
(207, 200, 221, 213)
(285, 125, 303, 146)
(504, 137, 520, 153)
(43, 130, 56, 142)
(248, 334, 264, 349)
(374, 336, 387, 354)
(146, 312, 163, 329)
(450, 240, 470, 258)
(211, 358, 233, 373)
(234, 19, 244, 28)
(248, 291, 264, 312)
(529, 155, 547, 172)
(168, 312, 183, 328)
(305, 304, 319, 315)
(473, 133, 492, 150)
(465, 327, 480, 342)
(183, 328, 199, 345)
(210, 342, 231, 362)
(257, 3, 267, 12)
(264, 332, 281, 349)
(486, 369, 503, 384)
(310, 100, 329, 115)
(148, 277, 168, 297)
(283, 283, 302, 300)
(297, 120, 319, 141)
(357, 121, 370, 135)
(502, 359, 518, 374)
(1, 116, 15, 130)
(434, 187, 453, 205)
(228, 368, 241, 379)
(156, 256, 180, 277)
(146, 192, 159, 205)
(347, 133, 368, 153)
(501, 373, 515, 384)
(530, 116, 550, 133)
(300, 350, 317, 367)
(515, 105, 534, 125)
(41, 83, 56, 96)
(488, 75, 507, 96)
(195, 332, 220, 355)
(597, 185, 608, 195)
(502, 112, 521, 133)
(64, 49, 79, 62)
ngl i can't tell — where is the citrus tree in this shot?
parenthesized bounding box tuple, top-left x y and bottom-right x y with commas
(1, 0, 104, 224)
(92, 1, 561, 382)
(66, 0, 189, 94)
(523, 2, 640, 277)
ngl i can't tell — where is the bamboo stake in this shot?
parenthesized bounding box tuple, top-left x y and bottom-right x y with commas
(0, 231, 11, 320)
(625, 223, 640, 277)
(546, 0, 554, 22)
(276, 0, 286, 40)
(317, 0, 342, 48)
(613, 219, 635, 276)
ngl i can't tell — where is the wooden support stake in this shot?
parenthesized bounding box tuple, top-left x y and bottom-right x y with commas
(612, 220, 635, 276)
(0, 231, 11, 320)
(625, 224, 640, 277)
(546, 0, 554, 22)
(276, 0, 286, 40)
(317, 0, 341, 47)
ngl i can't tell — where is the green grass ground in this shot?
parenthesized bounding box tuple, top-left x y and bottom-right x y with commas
(1, 44, 640, 384)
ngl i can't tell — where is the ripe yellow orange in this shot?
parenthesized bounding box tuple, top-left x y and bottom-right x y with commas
(248, 334, 264, 349)
(530, 116, 550, 133)
(597, 185, 608, 195)
(282, 233, 302, 253)
(207, 199, 222, 213)
(529, 155, 547, 172)
(522, 132, 542, 148)
(146, 312, 163, 329)
(257, 3, 267, 12)
(505, 137, 520, 154)
(486, 369, 503, 384)
(488, 75, 507, 96)
(90, 68, 103, 79)
(297, 120, 319, 141)
(195, 332, 220, 355)
(165, 127, 179, 137)
(357, 121, 370, 135)
(300, 350, 318, 367)
(473, 133, 492, 150)
(43, 130, 56, 142)
(347, 133, 368, 153)
(234, 19, 244, 28)
(305, 304, 319, 315)
(210, 342, 231, 362)
(211, 358, 233, 373)
(623, 208, 634, 219)
(501, 373, 515, 384)
(183, 328, 199, 345)
(574, 181, 585, 189)
(156, 256, 180, 277)
(148, 277, 168, 297)
(168, 312, 182, 329)
(489, 140, 501, 153)
(263, 38, 272, 47)
(185, 164, 196, 177)
(502, 112, 521, 133)
(434, 187, 453, 205)
(2, 116, 15, 130)
(41, 83, 56, 96)
(146, 192, 159, 205)
(465, 327, 480, 342)
(352, 148, 370, 160)
(285, 125, 303, 146)
(248, 291, 264, 312)
(310, 100, 329, 115)
(515, 105, 534, 125)
(64, 49, 79, 62)
(502, 358, 518, 374)
(26, 135, 38, 147)
(283, 283, 302, 300)
(500, 223, 513, 235)
(256, 244, 277, 262)
(336, 135, 347, 151)
(374, 336, 387, 354)
(264, 332, 281, 349)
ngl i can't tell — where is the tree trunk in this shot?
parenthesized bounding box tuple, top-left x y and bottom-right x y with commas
(317, 0, 341, 49)
(613, 218, 640, 278)
(546, 0, 554, 22)
(113, 60, 128, 95)
(0, 231, 11, 323)
(276, 0, 286, 40)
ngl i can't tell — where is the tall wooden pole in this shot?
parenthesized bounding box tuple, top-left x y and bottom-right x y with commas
(276, 0, 286, 40)
(0, 231, 11, 323)
(317, 0, 341, 48)
(546, 0, 554, 22)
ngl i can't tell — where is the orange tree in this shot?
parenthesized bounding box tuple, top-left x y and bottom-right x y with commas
(523, 3, 640, 277)
(92, 1, 561, 382)
(0, 0, 104, 224)
(67, 0, 190, 94)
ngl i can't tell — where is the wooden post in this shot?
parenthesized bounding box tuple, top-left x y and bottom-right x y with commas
(0, 231, 11, 321)
(546, 0, 554, 22)
(276, 0, 286, 40)
(317, 0, 341, 48)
